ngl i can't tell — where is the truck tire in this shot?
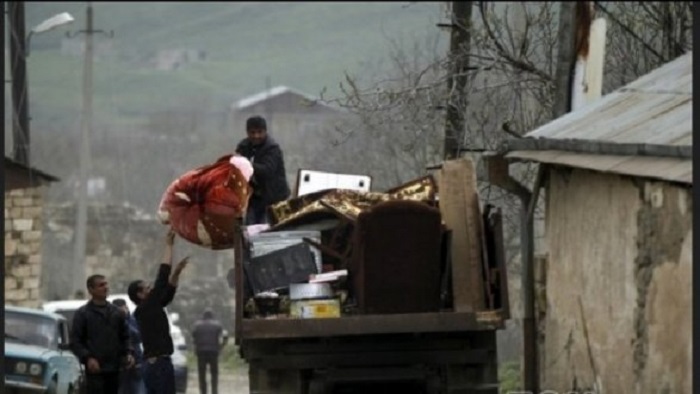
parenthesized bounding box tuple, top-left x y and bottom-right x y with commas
(249, 366, 304, 394)
(441, 362, 499, 394)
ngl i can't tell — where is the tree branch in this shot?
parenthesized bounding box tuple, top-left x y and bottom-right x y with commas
(477, 2, 552, 82)
(594, 1, 666, 62)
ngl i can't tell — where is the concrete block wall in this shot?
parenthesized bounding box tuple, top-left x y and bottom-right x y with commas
(5, 187, 45, 308)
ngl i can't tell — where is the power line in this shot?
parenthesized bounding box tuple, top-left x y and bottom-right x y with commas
(593, 1, 665, 62)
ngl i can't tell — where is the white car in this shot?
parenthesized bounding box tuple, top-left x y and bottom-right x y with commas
(41, 294, 187, 351)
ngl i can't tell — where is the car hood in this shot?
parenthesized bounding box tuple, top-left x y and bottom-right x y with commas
(4, 341, 57, 361)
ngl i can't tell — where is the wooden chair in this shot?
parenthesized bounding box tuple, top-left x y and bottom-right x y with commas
(348, 199, 443, 314)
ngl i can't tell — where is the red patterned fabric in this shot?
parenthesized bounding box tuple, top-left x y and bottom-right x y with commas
(157, 155, 252, 250)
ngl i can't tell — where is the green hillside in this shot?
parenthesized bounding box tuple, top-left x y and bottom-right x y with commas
(23, 2, 447, 124)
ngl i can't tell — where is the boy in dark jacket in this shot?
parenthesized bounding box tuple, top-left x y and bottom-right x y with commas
(71, 274, 134, 394)
(235, 115, 291, 224)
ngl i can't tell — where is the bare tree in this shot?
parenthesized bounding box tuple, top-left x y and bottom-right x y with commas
(315, 0, 692, 286)
(313, 31, 448, 190)
(598, 1, 693, 91)
(318, 2, 562, 244)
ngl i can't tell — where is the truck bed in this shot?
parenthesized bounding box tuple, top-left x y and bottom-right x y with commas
(241, 310, 505, 339)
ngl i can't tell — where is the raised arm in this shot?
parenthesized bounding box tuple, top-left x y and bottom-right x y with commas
(163, 230, 175, 268)
(169, 256, 189, 288)
(160, 230, 189, 306)
(148, 230, 176, 306)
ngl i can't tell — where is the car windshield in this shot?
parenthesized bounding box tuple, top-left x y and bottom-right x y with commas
(5, 310, 58, 349)
(53, 309, 77, 331)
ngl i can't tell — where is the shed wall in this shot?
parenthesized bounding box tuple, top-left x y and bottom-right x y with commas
(540, 167, 691, 393)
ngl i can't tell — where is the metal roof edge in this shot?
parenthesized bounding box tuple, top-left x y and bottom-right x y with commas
(4, 157, 61, 182)
(505, 150, 692, 185)
(504, 138, 692, 159)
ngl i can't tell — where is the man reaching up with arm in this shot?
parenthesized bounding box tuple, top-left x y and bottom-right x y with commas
(128, 229, 189, 394)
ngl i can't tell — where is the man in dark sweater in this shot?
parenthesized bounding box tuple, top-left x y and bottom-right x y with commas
(127, 230, 189, 394)
(235, 115, 291, 224)
(191, 308, 228, 394)
(71, 274, 134, 394)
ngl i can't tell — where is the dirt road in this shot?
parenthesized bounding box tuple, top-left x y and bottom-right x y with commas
(186, 366, 249, 394)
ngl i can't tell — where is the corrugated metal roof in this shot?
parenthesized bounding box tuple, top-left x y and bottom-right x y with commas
(506, 52, 692, 184)
(510, 150, 692, 184)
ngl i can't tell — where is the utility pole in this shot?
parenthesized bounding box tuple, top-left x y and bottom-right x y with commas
(9, 1, 30, 165)
(521, 2, 579, 393)
(551, 2, 579, 119)
(442, 1, 473, 160)
(70, 2, 112, 296)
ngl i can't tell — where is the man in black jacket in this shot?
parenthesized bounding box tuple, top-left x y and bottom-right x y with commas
(235, 115, 291, 224)
(128, 230, 189, 394)
(71, 274, 134, 394)
(191, 308, 228, 394)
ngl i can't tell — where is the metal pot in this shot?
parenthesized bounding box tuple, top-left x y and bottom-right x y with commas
(289, 283, 333, 300)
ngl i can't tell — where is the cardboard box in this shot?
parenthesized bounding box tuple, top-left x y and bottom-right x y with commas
(290, 298, 341, 318)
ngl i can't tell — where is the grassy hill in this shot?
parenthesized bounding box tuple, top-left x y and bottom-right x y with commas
(22, 2, 447, 125)
(6, 2, 448, 210)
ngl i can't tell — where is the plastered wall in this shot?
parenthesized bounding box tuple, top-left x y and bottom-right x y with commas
(539, 167, 691, 394)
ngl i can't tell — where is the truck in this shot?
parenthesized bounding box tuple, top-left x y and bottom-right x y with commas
(232, 161, 510, 394)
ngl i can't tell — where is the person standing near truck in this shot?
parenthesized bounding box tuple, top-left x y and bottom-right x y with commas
(235, 115, 291, 224)
(127, 230, 189, 394)
(113, 298, 146, 394)
(191, 308, 228, 394)
(71, 274, 134, 394)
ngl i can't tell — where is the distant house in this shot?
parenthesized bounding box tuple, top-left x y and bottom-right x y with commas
(502, 53, 692, 393)
(4, 157, 59, 308)
(60, 37, 114, 59)
(230, 85, 351, 185)
(150, 48, 207, 71)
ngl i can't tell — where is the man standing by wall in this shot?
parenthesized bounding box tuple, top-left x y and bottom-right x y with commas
(71, 274, 134, 394)
(236, 115, 291, 224)
(191, 308, 228, 394)
(128, 230, 189, 394)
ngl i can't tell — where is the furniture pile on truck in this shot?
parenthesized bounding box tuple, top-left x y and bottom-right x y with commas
(233, 158, 510, 394)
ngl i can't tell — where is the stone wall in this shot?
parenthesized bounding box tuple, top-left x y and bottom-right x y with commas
(539, 167, 692, 393)
(42, 202, 235, 301)
(41, 202, 237, 343)
(5, 187, 45, 308)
